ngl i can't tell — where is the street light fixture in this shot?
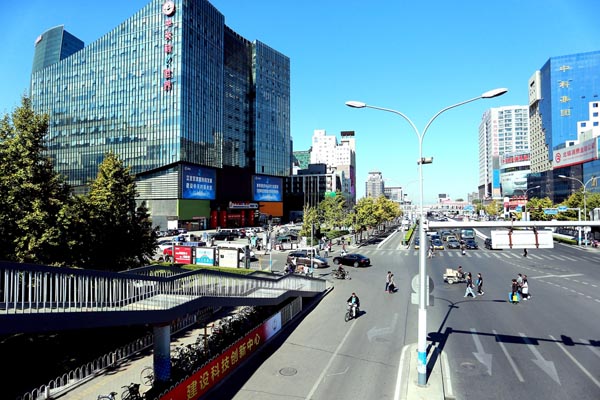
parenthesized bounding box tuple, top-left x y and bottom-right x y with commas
(346, 87, 508, 386)
(558, 174, 596, 245)
(514, 185, 540, 221)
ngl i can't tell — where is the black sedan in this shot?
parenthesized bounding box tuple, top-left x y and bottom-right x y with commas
(333, 253, 371, 268)
(464, 239, 479, 249)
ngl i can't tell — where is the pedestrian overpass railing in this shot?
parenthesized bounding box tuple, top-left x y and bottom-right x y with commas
(0, 262, 326, 316)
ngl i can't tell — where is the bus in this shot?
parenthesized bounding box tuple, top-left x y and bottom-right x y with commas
(460, 228, 475, 241)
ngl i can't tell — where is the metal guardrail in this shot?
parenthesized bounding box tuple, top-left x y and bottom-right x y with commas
(0, 262, 326, 316)
(17, 308, 218, 400)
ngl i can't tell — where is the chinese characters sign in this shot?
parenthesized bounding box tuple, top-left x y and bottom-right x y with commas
(162, 1, 176, 91)
(552, 138, 597, 169)
(252, 176, 282, 202)
(160, 314, 282, 400)
(182, 165, 216, 200)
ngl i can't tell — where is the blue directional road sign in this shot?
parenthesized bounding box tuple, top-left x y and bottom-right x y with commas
(557, 205, 568, 212)
(464, 205, 474, 212)
(515, 206, 522, 212)
(544, 208, 558, 215)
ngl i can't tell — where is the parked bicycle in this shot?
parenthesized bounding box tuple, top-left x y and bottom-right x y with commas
(97, 392, 118, 400)
(122, 382, 143, 400)
(140, 366, 154, 387)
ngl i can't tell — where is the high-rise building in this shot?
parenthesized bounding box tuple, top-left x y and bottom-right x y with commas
(528, 50, 600, 202)
(32, 25, 84, 74)
(366, 171, 384, 198)
(308, 129, 356, 205)
(478, 106, 530, 199)
(30, 0, 290, 230)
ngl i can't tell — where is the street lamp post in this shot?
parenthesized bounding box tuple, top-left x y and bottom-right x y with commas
(514, 185, 540, 221)
(558, 174, 596, 245)
(346, 87, 508, 386)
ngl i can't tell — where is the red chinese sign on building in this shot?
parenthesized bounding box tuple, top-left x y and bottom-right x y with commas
(162, 1, 175, 91)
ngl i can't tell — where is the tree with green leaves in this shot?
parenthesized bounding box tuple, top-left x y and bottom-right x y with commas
(526, 197, 554, 221)
(374, 195, 401, 230)
(0, 96, 72, 265)
(484, 200, 501, 217)
(82, 152, 156, 271)
(318, 192, 346, 230)
(353, 197, 378, 240)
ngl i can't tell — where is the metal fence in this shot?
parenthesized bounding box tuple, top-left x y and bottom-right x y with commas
(17, 307, 219, 400)
(0, 262, 326, 316)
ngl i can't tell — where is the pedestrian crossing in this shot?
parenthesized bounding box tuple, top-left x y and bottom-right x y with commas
(356, 248, 587, 262)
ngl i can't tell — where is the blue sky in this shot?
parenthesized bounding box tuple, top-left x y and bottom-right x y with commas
(2, 0, 600, 203)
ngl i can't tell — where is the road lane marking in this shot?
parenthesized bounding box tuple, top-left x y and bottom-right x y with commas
(470, 328, 492, 375)
(493, 329, 524, 382)
(520, 333, 560, 384)
(305, 315, 357, 400)
(550, 335, 600, 390)
(530, 273, 583, 279)
(580, 339, 600, 359)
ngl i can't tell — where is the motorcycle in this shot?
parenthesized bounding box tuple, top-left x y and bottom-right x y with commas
(333, 268, 351, 280)
(345, 302, 359, 322)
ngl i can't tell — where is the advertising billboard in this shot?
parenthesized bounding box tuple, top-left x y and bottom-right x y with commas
(252, 176, 282, 202)
(173, 246, 192, 264)
(501, 170, 530, 196)
(195, 247, 215, 266)
(182, 165, 216, 200)
(552, 138, 597, 169)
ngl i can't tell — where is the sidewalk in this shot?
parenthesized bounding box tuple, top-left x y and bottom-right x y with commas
(398, 343, 453, 400)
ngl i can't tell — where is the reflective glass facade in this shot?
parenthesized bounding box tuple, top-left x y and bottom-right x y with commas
(539, 51, 600, 158)
(32, 25, 84, 74)
(253, 41, 291, 177)
(30, 0, 291, 199)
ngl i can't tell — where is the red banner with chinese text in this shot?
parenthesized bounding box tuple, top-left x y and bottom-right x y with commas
(160, 314, 281, 399)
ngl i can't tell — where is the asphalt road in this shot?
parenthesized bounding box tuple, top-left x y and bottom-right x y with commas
(423, 230, 600, 400)
(209, 230, 600, 400)
(10, 231, 599, 400)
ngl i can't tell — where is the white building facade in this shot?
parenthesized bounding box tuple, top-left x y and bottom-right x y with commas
(366, 171, 384, 198)
(309, 129, 356, 205)
(478, 106, 530, 200)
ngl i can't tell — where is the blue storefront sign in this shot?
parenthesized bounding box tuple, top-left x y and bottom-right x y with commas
(253, 176, 282, 202)
(182, 165, 216, 200)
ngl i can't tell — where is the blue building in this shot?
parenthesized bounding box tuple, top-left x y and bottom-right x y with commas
(528, 50, 600, 205)
(30, 0, 290, 230)
(32, 25, 84, 74)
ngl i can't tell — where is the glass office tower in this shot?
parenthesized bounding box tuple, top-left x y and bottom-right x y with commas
(528, 50, 600, 203)
(32, 25, 84, 74)
(30, 0, 290, 229)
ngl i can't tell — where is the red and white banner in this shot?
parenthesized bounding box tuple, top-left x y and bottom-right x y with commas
(161, 313, 282, 400)
(552, 138, 597, 168)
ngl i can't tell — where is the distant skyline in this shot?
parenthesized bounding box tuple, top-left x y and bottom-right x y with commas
(2, 0, 600, 203)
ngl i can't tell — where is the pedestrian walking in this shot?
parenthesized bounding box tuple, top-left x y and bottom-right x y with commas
(510, 278, 520, 304)
(464, 273, 476, 298)
(476, 273, 484, 295)
(516, 273, 523, 295)
(385, 271, 392, 292)
(521, 275, 530, 300)
(523, 248, 528, 257)
(388, 273, 396, 293)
